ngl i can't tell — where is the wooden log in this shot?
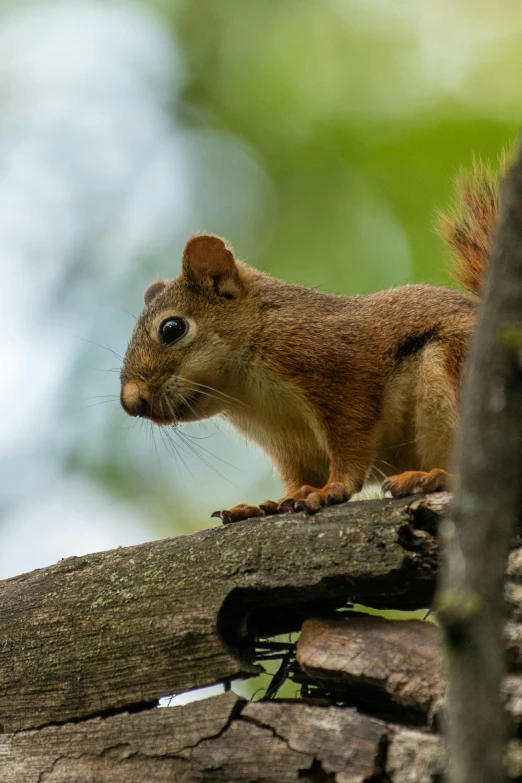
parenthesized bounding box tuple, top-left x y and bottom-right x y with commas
(1, 692, 239, 783)
(4, 689, 522, 783)
(242, 700, 386, 781)
(1, 692, 387, 783)
(296, 615, 443, 719)
(295, 615, 522, 729)
(0, 493, 447, 732)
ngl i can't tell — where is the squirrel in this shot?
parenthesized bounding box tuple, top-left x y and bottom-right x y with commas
(120, 156, 503, 523)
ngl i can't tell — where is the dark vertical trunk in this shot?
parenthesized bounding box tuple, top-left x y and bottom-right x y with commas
(439, 148, 522, 783)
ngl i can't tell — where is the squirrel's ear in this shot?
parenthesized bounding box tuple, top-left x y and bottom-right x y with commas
(144, 279, 167, 306)
(182, 234, 242, 298)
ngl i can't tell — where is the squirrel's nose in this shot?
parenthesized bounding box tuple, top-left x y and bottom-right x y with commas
(121, 380, 151, 417)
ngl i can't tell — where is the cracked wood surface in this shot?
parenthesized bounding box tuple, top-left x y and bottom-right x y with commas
(5, 690, 522, 782)
(0, 493, 447, 732)
(385, 731, 522, 782)
(0, 692, 387, 783)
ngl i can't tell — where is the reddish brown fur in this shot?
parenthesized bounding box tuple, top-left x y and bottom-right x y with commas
(120, 159, 501, 520)
(437, 152, 511, 297)
(144, 280, 167, 306)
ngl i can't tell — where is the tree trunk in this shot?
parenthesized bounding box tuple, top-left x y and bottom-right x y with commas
(439, 148, 522, 783)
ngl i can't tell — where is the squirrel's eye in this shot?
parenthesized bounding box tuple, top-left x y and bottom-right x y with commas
(160, 318, 188, 345)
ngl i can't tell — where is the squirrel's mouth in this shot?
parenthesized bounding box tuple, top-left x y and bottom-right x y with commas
(171, 391, 203, 422)
(146, 391, 202, 425)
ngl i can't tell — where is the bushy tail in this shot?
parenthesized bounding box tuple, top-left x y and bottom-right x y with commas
(437, 152, 512, 297)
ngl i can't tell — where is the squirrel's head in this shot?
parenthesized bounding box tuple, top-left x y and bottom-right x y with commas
(120, 234, 254, 425)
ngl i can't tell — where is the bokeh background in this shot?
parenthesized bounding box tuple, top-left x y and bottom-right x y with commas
(1, 0, 520, 579)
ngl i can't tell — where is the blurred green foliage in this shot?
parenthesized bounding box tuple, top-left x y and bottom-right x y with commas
(157, 0, 518, 292)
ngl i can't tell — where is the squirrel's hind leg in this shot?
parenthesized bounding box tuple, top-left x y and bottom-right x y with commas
(382, 468, 450, 497)
(381, 340, 458, 498)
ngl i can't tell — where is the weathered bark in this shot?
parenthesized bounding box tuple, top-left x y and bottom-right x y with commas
(295, 614, 522, 730)
(0, 493, 447, 732)
(438, 150, 522, 783)
(506, 547, 522, 624)
(242, 701, 387, 782)
(296, 615, 443, 719)
(5, 687, 522, 783)
(0, 692, 388, 783)
(386, 729, 445, 783)
(503, 676, 522, 724)
(4, 487, 522, 780)
(386, 732, 522, 782)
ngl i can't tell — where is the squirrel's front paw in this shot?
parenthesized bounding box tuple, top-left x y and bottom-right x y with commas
(285, 482, 350, 515)
(211, 504, 266, 525)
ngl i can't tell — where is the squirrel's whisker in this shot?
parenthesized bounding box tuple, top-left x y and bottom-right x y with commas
(173, 427, 234, 484)
(174, 392, 199, 421)
(81, 395, 120, 401)
(75, 336, 124, 363)
(171, 376, 248, 407)
(158, 425, 186, 477)
(74, 400, 119, 412)
(370, 465, 388, 483)
(158, 419, 188, 477)
(121, 308, 138, 323)
(160, 403, 197, 481)
(158, 427, 177, 462)
(175, 425, 245, 474)
(87, 367, 122, 374)
(162, 393, 234, 482)
(148, 394, 165, 473)
(185, 386, 240, 408)
(176, 425, 218, 441)
(179, 383, 245, 410)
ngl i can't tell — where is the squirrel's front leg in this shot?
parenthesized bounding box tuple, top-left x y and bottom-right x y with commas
(272, 427, 377, 515)
(210, 467, 318, 525)
(211, 503, 266, 525)
(212, 426, 377, 522)
(211, 445, 329, 524)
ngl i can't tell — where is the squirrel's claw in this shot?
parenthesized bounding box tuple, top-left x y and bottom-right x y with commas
(275, 499, 295, 514)
(211, 504, 266, 525)
(259, 500, 280, 516)
(284, 482, 350, 515)
(212, 482, 352, 523)
(293, 492, 322, 514)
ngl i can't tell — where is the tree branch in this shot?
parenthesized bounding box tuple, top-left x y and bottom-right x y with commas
(0, 493, 446, 732)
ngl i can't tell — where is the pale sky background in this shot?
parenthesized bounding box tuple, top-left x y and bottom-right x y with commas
(0, 0, 279, 577)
